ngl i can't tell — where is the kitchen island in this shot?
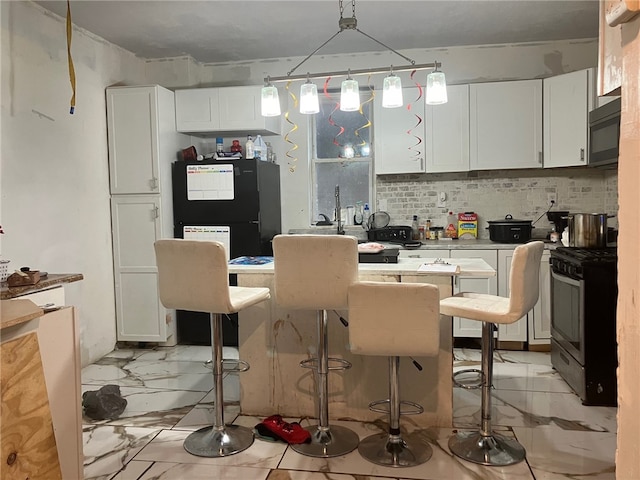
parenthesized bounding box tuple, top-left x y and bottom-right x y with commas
(228, 257, 494, 427)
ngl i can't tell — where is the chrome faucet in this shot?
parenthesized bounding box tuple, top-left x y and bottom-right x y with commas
(335, 185, 344, 235)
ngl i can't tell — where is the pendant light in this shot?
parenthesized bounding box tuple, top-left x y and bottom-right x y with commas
(262, 0, 448, 116)
(382, 68, 403, 108)
(261, 78, 281, 117)
(340, 70, 360, 112)
(425, 67, 448, 105)
(299, 76, 320, 114)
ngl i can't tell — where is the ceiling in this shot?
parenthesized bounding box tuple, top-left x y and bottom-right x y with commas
(36, 0, 599, 64)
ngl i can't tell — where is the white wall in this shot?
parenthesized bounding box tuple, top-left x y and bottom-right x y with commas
(147, 39, 598, 233)
(1, 1, 147, 365)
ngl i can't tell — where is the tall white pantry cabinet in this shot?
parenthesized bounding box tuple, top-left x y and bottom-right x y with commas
(107, 85, 191, 343)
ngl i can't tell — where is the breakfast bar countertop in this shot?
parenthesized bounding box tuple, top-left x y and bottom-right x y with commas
(1, 273, 84, 300)
(228, 257, 495, 277)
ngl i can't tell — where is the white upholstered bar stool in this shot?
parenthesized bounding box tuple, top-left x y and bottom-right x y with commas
(348, 281, 441, 467)
(441, 241, 544, 466)
(154, 239, 270, 457)
(272, 234, 360, 458)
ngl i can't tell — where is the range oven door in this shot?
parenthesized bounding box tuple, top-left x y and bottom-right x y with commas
(550, 269, 585, 365)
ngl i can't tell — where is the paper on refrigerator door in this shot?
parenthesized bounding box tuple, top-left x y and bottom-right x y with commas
(183, 226, 231, 261)
(186, 164, 234, 200)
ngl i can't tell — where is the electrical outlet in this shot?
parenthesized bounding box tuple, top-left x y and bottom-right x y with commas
(437, 191, 447, 208)
(378, 198, 388, 211)
(547, 193, 557, 206)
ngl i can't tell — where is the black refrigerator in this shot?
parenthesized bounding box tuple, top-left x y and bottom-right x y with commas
(172, 158, 281, 345)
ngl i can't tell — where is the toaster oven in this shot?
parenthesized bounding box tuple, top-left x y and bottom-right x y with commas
(367, 226, 412, 242)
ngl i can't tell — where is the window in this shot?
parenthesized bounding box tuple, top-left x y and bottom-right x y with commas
(311, 89, 373, 224)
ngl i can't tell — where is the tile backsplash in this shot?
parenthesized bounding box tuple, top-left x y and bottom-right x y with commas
(376, 167, 619, 239)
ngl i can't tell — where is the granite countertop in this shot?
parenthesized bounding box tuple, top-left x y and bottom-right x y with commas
(1, 273, 84, 300)
(287, 228, 559, 251)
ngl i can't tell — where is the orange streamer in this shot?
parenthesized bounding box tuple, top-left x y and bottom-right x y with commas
(324, 77, 345, 149)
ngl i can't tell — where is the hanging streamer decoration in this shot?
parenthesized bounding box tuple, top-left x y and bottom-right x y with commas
(284, 81, 299, 173)
(406, 70, 424, 160)
(353, 74, 373, 149)
(66, 0, 76, 114)
(323, 77, 345, 153)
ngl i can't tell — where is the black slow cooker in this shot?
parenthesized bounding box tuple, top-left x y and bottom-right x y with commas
(487, 214, 533, 243)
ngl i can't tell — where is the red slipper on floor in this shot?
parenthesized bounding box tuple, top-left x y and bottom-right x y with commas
(261, 415, 311, 444)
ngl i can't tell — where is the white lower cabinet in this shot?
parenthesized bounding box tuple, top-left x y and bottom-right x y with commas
(398, 246, 549, 347)
(497, 249, 528, 342)
(111, 195, 175, 343)
(451, 249, 498, 338)
(528, 251, 551, 345)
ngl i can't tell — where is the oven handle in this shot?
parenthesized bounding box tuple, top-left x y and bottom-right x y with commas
(551, 270, 581, 287)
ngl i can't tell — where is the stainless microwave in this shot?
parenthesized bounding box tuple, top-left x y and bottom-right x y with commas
(588, 97, 621, 167)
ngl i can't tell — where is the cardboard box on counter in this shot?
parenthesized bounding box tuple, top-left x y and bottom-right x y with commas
(458, 212, 478, 239)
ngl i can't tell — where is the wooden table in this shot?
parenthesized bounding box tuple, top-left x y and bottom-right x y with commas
(228, 257, 495, 427)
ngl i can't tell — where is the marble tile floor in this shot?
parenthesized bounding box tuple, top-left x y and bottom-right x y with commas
(81, 345, 617, 480)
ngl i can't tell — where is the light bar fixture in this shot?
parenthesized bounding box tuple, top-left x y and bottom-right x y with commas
(261, 0, 448, 116)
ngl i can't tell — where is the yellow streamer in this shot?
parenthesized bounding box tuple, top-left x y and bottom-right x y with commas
(284, 81, 299, 173)
(66, 0, 76, 114)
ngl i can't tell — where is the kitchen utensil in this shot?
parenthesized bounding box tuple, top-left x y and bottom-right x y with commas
(486, 214, 533, 243)
(567, 213, 613, 248)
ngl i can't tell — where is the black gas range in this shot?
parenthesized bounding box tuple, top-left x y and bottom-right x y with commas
(550, 246, 618, 406)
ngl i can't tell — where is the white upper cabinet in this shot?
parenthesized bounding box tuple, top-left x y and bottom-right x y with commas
(543, 68, 596, 168)
(425, 84, 470, 173)
(374, 86, 426, 174)
(107, 85, 185, 195)
(470, 79, 543, 171)
(175, 88, 221, 132)
(175, 85, 281, 135)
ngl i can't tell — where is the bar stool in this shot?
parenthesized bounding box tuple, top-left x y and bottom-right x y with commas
(441, 241, 544, 466)
(348, 281, 441, 467)
(154, 239, 270, 457)
(272, 234, 360, 458)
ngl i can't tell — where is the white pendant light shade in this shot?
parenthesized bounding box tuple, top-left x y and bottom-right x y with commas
(382, 73, 403, 108)
(299, 81, 320, 114)
(340, 78, 360, 112)
(426, 70, 448, 105)
(261, 84, 281, 116)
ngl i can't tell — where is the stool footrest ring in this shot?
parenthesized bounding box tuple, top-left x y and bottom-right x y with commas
(204, 359, 250, 373)
(368, 399, 424, 416)
(452, 368, 484, 389)
(300, 357, 352, 371)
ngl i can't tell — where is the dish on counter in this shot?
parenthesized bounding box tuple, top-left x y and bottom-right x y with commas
(357, 242, 386, 254)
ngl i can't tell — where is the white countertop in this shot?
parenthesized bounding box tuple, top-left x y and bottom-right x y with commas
(228, 257, 495, 277)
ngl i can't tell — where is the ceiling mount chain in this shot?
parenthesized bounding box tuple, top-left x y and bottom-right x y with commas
(338, 0, 357, 30)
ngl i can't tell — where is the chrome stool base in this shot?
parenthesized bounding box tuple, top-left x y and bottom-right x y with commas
(358, 432, 432, 467)
(448, 430, 526, 466)
(291, 424, 359, 458)
(184, 424, 254, 458)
